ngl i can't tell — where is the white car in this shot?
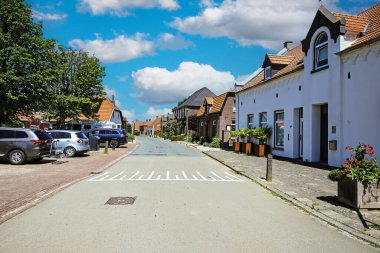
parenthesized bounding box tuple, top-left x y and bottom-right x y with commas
(47, 130, 90, 157)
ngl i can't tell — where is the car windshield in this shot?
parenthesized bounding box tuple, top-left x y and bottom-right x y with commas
(76, 132, 88, 139)
(34, 130, 53, 140)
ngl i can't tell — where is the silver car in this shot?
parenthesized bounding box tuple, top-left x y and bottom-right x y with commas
(48, 130, 90, 157)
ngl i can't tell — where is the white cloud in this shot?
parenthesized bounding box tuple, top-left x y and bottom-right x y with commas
(69, 34, 155, 63)
(132, 61, 235, 105)
(104, 86, 116, 96)
(145, 107, 172, 118)
(77, 0, 179, 16)
(156, 33, 193, 50)
(32, 10, 68, 21)
(170, 0, 339, 49)
(122, 109, 135, 121)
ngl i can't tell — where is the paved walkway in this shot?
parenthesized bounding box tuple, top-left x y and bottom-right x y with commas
(180, 142, 380, 245)
(0, 143, 137, 223)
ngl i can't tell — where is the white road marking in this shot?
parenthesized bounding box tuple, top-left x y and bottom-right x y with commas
(88, 170, 244, 183)
(129, 171, 140, 180)
(196, 171, 207, 180)
(110, 172, 124, 180)
(148, 171, 155, 179)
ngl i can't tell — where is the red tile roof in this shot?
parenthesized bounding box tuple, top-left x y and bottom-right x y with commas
(241, 44, 304, 92)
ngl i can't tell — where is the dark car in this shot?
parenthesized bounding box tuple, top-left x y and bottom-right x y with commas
(0, 127, 53, 165)
(88, 129, 126, 148)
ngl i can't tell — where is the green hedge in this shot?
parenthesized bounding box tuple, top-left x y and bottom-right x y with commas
(170, 134, 186, 141)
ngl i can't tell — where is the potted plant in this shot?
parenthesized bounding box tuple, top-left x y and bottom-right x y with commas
(239, 128, 250, 153)
(230, 130, 241, 152)
(328, 143, 380, 209)
(245, 128, 256, 155)
(253, 127, 272, 157)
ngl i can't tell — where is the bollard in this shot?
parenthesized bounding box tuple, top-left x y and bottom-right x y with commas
(104, 141, 109, 154)
(266, 154, 272, 182)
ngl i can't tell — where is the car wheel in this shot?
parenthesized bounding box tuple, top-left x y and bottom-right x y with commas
(64, 146, 77, 157)
(109, 140, 119, 148)
(9, 150, 26, 165)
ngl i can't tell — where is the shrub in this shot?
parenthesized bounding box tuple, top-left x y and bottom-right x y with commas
(328, 169, 343, 181)
(170, 134, 186, 141)
(127, 134, 135, 141)
(210, 137, 221, 148)
(327, 143, 379, 183)
(133, 131, 140, 136)
(155, 130, 164, 138)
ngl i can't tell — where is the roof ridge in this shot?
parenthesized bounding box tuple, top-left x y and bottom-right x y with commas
(359, 2, 380, 16)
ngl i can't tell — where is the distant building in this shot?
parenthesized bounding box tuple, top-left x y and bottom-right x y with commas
(172, 87, 216, 134)
(196, 90, 236, 142)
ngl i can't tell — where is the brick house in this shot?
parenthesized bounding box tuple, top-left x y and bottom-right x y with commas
(196, 90, 236, 142)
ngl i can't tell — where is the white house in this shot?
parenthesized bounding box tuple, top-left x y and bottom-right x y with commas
(236, 4, 380, 167)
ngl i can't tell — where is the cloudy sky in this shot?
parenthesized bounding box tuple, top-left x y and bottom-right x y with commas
(29, 0, 378, 121)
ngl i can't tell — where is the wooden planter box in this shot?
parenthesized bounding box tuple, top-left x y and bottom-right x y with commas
(245, 143, 253, 155)
(233, 142, 241, 152)
(254, 144, 267, 157)
(338, 177, 380, 209)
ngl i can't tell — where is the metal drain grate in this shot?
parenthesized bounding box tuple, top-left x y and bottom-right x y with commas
(105, 197, 136, 205)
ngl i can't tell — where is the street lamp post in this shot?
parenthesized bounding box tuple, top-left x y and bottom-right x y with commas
(186, 108, 189, 142)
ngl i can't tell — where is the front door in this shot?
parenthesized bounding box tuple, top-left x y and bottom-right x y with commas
(320, 104, 328, 162)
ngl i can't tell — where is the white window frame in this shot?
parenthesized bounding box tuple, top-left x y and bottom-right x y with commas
(247, 114, 254, 129)
(212, 120, 216, 126)
(233, 99, 236, 112)
(231, 120, 236, 131)
(259, 112, 267, 128)
(314, 32, 328, 70)
(201, 122, 204, 127)
(264, 66, 271, 80)
(274, 110, 284, 148)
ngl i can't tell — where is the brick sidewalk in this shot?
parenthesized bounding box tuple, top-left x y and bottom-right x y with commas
(182, 142, 380, 246)
(0, 143, 137, 223)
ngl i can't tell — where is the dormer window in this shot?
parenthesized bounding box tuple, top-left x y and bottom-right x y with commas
(264, 66, 271, 80)
(314, 32, 328, 69)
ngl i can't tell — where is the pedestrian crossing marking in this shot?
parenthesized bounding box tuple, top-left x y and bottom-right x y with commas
(88, 170, 244, 182)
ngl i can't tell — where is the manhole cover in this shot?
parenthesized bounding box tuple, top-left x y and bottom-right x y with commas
(105, 197, 136, 205)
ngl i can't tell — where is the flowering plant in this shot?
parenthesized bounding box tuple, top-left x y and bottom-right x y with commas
(328, 143, 379, 183)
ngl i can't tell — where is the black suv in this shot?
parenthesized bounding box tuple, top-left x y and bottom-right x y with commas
(88, 129, 127, 148)
(0, 127, 53, 165)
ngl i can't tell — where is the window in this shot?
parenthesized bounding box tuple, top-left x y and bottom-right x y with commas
(212, 120, 216, 126)
(259, 112, 267, 128)
(274, 111, 284, 148)
(15, 131, 28, 138)
(247, 114, 254, 129)
(0, 130, 14, 139)
(233, 99, 236, 112)
(264, 66, 271, 80)
(201, 122, 204, 127)
(207, 106, 212, 114)
(231, 120, 236, 131)
(315, 32, 328, 69)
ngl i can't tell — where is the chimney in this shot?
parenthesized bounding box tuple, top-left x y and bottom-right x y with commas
(283, 41, 293, 50)
(111, 95, 115, 105)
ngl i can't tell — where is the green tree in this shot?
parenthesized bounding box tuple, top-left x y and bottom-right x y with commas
(0, 0, 58, 126)
(164, 120, 183, 137)
(126, 123, 132, 133)
(46, 47, 106, 129)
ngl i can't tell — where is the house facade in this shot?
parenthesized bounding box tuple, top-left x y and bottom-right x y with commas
(236, 4, 380, 167)
(197, 90, 236, 142)
(172, 87, 216, 134)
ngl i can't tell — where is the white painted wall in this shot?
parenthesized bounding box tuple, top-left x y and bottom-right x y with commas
(237, 27, 380, 167)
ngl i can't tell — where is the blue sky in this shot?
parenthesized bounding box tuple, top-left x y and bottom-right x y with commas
(28, 0, 379, 122)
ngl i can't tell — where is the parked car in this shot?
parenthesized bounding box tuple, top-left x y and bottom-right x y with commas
(87, 129, 126, 148)
(0, 127, 53, 165)
(47, 130, 90, 157)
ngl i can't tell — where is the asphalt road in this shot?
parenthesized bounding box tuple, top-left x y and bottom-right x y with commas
(0, 137, 377, 252)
